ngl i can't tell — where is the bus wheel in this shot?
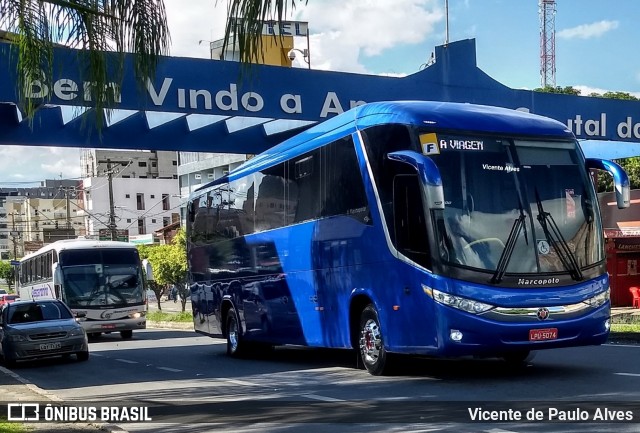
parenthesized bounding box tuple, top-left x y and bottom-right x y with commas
(226, 308, 243, 357)
(120, 330, 133, 340)
(502, 350, 534, 365)
(359, 304, 389, 376)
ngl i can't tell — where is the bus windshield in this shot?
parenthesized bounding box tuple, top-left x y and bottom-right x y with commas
(59, 249, 144, 308)
(430, 134, 603, 276)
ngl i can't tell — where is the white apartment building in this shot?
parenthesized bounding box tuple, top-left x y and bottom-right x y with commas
(81, 149, 178, 180)
(80, 177, 180, 239)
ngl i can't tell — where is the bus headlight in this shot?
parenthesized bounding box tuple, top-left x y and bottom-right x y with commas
(129, 311, 145, 319)
(423, 286, 494, 314)
(583, 288, 610, 308)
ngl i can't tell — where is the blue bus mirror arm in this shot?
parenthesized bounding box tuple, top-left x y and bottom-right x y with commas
(586, 158, 630, 209)
(387, 150, 445, 210)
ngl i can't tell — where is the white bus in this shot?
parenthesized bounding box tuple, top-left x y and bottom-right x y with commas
(17, 239, 148, 339)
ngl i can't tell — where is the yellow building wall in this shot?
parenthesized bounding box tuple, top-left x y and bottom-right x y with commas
(258, 35, 294, 67)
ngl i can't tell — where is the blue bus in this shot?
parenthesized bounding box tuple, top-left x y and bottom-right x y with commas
(186, 101, 629, 375)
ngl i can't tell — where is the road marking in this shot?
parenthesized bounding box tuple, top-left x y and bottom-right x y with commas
(115, 358, 138, 364)
(605, 343, 640, 348)
(301, 394, 344, 402)
(225, 379, 262, 387)
(615, 373, 640, 377)
(157, 367, 182, 372)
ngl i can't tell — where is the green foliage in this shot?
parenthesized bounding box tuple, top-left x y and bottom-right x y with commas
(146, 310, 193, 323)
(0, 260, 15, 290)
(137, 229, 188, 311)
(533, 85, 581, 95)
(597, 158, 640, 192)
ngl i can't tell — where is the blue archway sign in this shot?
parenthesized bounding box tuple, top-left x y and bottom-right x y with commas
(1, 38, 640, 153)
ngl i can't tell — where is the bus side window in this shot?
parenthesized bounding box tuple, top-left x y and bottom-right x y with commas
(393, 174, 430, 268)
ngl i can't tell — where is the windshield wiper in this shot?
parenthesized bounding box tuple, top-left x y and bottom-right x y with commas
(535, 189, 583, 281)
(490, 207, 528, 284)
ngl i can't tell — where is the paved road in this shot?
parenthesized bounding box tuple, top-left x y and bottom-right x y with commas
(5, 328, 640, 433)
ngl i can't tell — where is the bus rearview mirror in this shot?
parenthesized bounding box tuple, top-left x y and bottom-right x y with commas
(387, 150, 445, 210)
(586, 158, 630, 209)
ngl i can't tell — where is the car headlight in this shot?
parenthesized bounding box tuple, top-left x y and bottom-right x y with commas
(7, 334, 27, 342)
(68, 327, 85, 337)
(583, 288, 610, 308)
(423, 285, 494, 314)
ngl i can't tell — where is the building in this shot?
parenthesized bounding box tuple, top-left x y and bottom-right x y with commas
(0, 180, 83, 258)
(81, 149, 178, 179)
(80, 176, 180, 240)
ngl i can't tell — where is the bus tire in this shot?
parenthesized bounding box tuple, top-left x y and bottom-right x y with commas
(120, 330, 133, 339)
(226, 307, 244, 357)
(76, 351, 89, 362)
(359, 304, 390, 376)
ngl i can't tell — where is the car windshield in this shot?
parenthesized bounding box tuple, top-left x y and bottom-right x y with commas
(59, 248, 144, 308)
(8, 302, 72, 324)
(430, 134, 602, 276)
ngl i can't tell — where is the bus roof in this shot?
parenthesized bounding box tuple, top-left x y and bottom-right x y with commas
(20, 239, 138, 262)
(193, 100, 573, 195)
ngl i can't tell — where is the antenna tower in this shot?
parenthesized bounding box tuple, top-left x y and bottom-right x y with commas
(539, 0, 556, 88)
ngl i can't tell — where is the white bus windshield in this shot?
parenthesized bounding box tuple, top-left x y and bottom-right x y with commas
(59, 249, 144, 308)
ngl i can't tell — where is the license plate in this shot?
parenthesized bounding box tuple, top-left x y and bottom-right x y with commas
(101, 324, 116, 329)
(39, 342, 61, 351)
(529, 328, 558, 341)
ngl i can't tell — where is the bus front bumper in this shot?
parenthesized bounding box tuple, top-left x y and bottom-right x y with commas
(80, 318, 147, 333)
(429, 302, 610, 358)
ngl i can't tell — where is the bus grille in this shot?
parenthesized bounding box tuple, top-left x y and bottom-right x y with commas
(29, 332, 67, 340)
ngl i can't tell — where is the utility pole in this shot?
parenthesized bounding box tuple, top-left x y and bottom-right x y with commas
(106, 159, 117, 241)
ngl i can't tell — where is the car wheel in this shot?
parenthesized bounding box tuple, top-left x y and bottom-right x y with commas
(120, 330, 133, 340)
(359, 304, 391, 376)
(76, 351, 89, 362)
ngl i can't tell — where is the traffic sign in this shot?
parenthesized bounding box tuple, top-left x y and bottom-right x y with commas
(10, 260, 20, 266)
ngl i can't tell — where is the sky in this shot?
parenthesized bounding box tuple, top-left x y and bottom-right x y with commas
(3, 0, 640, 185)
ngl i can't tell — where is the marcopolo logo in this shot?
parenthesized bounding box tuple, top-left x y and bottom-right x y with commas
(517, 278, 560, 286)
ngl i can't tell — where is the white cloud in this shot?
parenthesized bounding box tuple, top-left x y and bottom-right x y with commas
(293, 0, 444, 73)
(573, 85, 640, 99)
(164, 0, 230, 59)
(0, 146, 81, 185)
(557, 20, 619, 40)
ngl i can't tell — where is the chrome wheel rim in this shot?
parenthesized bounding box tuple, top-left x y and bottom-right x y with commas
(360, 319, 381, 363)
(228, 317, 238, 352)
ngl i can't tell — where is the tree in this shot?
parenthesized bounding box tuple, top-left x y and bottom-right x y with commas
(1, 0, 170, 130)
(0, 260, 15, 291)
(137, 229, 188, 311)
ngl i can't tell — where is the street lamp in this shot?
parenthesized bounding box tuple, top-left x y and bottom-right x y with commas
(287, 48, 311, 69)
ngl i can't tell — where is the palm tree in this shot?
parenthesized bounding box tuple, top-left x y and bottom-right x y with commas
(0, 0, 170, 128)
